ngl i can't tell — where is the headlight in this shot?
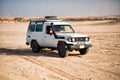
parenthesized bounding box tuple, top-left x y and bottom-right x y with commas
(67, 37, 76, 42)
(68, 37, 72, 42)
(85, 37, 89, 41)
(72, 38, 75, 42)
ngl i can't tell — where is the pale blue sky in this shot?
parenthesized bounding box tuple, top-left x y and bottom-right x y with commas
(0, 0, 120, 17)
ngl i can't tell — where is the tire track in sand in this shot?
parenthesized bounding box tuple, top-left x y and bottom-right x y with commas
(66, 58, 120, 78)
(18, 56, 81, 80)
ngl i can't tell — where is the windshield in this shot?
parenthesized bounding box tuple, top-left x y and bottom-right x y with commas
(53, 25, 74, 33)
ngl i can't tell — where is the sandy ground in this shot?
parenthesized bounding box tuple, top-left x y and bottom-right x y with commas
(0, 21, 120, 80)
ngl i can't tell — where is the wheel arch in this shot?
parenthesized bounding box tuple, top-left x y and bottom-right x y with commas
(57, 40, 67, 45)
(31, 39, 39, 47)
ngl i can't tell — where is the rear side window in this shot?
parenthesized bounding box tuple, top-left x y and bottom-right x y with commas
(28, 24, 35, 32)
(36, 24, 43, 32)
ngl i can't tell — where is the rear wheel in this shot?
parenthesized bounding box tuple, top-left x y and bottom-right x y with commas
(31, 41, 40, 53)
(79, 48, 89, 55)
(57, 42, 68, 58)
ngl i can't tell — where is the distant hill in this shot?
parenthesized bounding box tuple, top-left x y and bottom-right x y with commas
(0, 15, 120, 23)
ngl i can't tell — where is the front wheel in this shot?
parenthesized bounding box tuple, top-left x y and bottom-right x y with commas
(57, 42, 68, 58)
(31, 41, 40, 53)
(79, 48, 89, 55)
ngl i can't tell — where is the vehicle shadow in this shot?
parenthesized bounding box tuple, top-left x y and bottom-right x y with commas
(0, 48, 81, 58)
(0, 48, 59, 58)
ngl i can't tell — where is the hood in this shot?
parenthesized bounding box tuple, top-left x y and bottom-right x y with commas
(56, 33, 88, 39)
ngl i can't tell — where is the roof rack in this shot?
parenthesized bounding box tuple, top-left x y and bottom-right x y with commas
(44, 16, 62, 22)
(45, 16, 58, 20)
(30, 16, 62, 22)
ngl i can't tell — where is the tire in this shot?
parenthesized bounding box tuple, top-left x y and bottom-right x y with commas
(31, 41, 40, 53)
(57, 42, 68, 58)
(79, 48, 89, 55)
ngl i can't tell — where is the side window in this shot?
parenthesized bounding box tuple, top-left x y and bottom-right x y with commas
(28, 24, 35, 32)
(36, 24, 43, 32)
(46, 26, 51, 34)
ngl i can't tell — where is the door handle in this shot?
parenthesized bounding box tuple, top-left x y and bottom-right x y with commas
(28, 36, 30, 37)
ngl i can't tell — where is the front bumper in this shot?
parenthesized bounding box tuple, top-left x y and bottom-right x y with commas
(67, 44, 92, 49)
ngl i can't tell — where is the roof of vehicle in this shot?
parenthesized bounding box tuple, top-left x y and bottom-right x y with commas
(30, 20, 70, 25)
(47, 21, 70, 25)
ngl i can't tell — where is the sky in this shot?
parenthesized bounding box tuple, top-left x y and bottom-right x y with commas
(0, 0, 120, 17)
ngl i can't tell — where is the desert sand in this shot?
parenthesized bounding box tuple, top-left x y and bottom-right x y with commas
(0, 21, 120, 80)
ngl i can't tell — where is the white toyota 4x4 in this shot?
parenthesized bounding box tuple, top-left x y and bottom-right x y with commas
(26, 16, 92, 57)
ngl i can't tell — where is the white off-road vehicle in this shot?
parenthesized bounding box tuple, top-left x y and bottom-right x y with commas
(26, 16, 92, 57)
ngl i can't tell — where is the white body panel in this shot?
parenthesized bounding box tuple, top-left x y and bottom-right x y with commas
(26, 20, 91, 49)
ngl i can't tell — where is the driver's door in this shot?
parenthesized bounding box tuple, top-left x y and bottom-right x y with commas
(44, 25, 57, 47)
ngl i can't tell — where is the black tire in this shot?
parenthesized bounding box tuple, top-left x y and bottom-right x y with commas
(31, 41, 40, 53)
(57, 42, 68, 58)
(79, 48, 89, 55)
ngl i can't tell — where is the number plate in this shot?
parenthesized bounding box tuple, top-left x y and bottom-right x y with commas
(79, 45, 85, 48)
(77, 42, 85, 44)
